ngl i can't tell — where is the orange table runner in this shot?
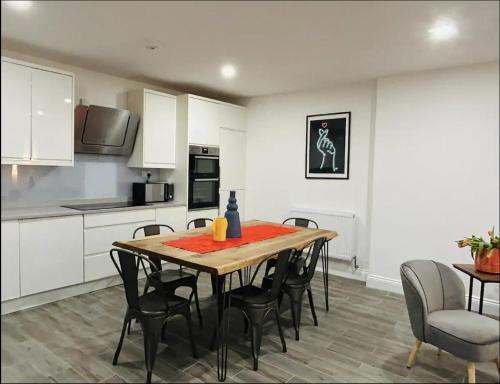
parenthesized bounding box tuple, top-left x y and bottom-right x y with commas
(163, 224, 299, 254)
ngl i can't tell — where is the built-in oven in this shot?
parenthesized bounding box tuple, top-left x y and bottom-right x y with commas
(188, 145, 220, 210)
(189, 145, 220, 179)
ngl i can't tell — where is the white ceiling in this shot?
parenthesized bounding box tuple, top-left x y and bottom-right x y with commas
(1, 1, 498, 98)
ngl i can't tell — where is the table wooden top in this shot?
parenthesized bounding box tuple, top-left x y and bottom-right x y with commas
(453, 264, 500, 282)
(112, 220, 337, 275)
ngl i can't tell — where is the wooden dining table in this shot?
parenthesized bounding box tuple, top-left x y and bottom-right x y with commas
(112, 219, 337, 381)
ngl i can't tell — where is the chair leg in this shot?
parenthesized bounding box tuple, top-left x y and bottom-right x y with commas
(406, 339, 422, 368)
(288, 290, 304, 341)
(306, 288, 318, 326)
(142, 317, 164, 384)
(193, 287, 203, 327)
(467, 362, 476, 383)
(243, 314, 249, 334)
(183, 310, 198, 358)
(277, 292, 283, 308)
(127, 318, 132, 335)
(249, 320, 264, 371)
(274, 305, 287, 353)
(113, 310, 131, 365)
(437, 348, 442, 355)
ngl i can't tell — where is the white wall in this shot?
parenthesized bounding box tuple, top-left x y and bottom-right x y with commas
(1, 49, 174, 206)
(245, 81, 376, 268)
(367, 63, 499, 305)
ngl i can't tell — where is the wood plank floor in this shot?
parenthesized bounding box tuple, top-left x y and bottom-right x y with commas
(2, 272, 499, 383)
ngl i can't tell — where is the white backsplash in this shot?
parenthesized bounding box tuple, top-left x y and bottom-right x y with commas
(1, 154, 160, 208)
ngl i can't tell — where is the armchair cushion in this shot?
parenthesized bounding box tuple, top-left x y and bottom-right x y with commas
(427, 310, 500, 362)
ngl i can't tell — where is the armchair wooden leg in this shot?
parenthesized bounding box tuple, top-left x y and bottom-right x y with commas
(467, 362, 475, 383)
(406, 339, 422, 368)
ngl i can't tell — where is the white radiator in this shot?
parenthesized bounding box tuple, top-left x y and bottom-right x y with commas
(289, 207, 357, 264)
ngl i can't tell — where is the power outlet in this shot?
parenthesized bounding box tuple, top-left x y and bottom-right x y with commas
(141, 170, 152, 181)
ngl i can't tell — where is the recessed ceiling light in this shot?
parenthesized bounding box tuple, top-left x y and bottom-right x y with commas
(428, 19, 458, 42)
(4, 1, 33, 11)
(145, 44, 160, 51)
(221, 64, 236, 79)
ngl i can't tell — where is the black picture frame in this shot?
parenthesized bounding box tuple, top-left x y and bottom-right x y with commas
(305, 112, 351, 180)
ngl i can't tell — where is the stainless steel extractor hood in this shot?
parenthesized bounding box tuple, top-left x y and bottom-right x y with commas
(74, 104, 140, 155)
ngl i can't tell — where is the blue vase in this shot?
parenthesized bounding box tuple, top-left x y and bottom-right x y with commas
(224, 190, 241, 238)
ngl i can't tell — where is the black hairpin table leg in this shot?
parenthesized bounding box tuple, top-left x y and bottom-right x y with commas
(215, 272, 233, 382)
(467, 276, 473, 311)
(321, 240, 330, 311)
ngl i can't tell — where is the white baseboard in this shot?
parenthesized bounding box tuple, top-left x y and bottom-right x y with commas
(366, 273, 500, 316)
(315, 257, 367, 282)
(1, 276, 123, 315)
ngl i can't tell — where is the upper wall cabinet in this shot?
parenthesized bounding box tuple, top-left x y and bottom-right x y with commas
(187, 95, 220, 147)
(128, 89, 177, 168)
(218, 103, 246, 132)
(1, 57, 74, 167)
(179, 95, 246, 147)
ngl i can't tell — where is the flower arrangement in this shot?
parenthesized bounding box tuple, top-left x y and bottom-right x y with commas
(457, 228, 500, 274)
(456, 227, 500, 257)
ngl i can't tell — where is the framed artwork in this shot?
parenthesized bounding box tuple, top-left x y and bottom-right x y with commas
(305, 112, 351, 179)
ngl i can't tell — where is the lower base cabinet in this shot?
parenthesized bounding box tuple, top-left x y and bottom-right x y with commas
(1, 221, 20, 301)
(19, 216, 84, 296)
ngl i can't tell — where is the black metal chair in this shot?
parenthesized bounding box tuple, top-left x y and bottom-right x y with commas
(218, 249, 293, 371)
(186, 218, 244, 294)
(262, 237, 326, 341)
(187, 218, 213, 230)
(264, 217, 319, 276)
(131, 224, 203, 327)
(109, 248, 197, 384)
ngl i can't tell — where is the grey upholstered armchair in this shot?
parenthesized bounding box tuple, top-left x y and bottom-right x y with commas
(400, 260, 499, 383)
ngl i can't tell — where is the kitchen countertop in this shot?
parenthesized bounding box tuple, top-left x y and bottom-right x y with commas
(1, 201, 186, 221)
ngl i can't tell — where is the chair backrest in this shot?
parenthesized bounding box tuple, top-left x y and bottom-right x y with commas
(400, 260, 465, 341)
(110, 248, 149, 312)
(283, 217, 319, 229)
(268, 248, 294, 300)
(133, 224, 174, 270)
(187, 218, 213, 229)
(301, 237, 326, 283)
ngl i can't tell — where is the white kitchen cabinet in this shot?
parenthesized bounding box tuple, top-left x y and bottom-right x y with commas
(128, 89, 177, 168)
(156, 206, 187, 231)
(1, 61, 31, 161)
(1, 221, 20, 301)
(1, 57, 74, 166)
(31, 69, 73, 163)
(219, 190, 245, 221)
(220, 128, 246, 190)
(83, 208, 156, 282)
(19, 216, 83, 296)
(219, 103, 246, 132)
(187, 96, 220, 146)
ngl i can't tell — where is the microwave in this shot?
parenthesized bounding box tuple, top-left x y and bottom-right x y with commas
(133, 182, 174, 204)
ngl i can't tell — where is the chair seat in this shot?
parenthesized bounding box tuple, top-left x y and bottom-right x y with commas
(262, 271, 307, 290)
(427, 309, 500, 362)
(138, 290, 188, 315)
(230, 284, 272, 306)
(150, 269, 196, 286)
(428, 310, 499, 345)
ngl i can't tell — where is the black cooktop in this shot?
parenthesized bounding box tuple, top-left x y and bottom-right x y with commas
(61, 202, 146, 211)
